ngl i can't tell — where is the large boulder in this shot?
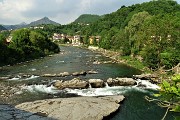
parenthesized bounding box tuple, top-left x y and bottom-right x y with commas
(54, 78, 88, 89)
(16, 95, 125, 120)
(88, 79, 105, 88)
(107, 78, 136, 87)
(53, 80, 63, 89)
(132, 74, 158, 80)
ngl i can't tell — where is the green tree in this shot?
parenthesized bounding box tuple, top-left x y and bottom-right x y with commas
(29, 31, 46, 51)
(125, 11, 152, 55)
(140, 13, 180, 69)
(93, 37, 97, 46)
(83, 35, 89, 45)
(9, 29, 31, 49)
(146, 74, 180, 120)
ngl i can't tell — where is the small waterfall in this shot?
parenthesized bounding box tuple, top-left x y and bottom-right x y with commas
(105, 82, 109, 88)
(135, 79, 160, 90)
(89, 83, 92, 88)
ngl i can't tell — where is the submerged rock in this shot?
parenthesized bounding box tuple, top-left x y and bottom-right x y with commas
(16, 95, 125, 120)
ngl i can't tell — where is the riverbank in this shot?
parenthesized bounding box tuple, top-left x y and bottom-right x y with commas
(87, 46, 149, 72)
(87, 46, 179, 83)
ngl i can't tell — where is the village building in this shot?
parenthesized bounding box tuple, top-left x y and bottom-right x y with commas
(52, 33, 67, 42)
(72, 35, 81, 46)
(5, 36, 12, 45)
(89, 36, 101, 45)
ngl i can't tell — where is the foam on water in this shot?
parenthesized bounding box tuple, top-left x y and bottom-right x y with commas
(8, 75, 21, 80)
(29, 68, 37, 71)
(23, 85, 61, 94)
(8, 77, 21, 81)
(8, 75, 39, 81)
(136, 79, 160, 90)
(66, 86, 148, 96)
(21, 79, 159, 96)
(24, 75, 39, 80)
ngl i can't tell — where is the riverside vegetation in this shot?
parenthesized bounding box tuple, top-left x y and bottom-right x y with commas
(0, 0, 179, 119)
(0, 29, 60, 66)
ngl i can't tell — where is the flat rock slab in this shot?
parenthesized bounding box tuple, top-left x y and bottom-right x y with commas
(0, 104, 52, 120)
(16, 96, 125, 120)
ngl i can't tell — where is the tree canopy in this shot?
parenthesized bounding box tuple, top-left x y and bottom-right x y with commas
(0, 29, 59, 66)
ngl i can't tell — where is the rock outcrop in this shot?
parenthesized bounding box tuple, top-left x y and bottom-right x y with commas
(132, 74, 158, 80)
(16, 95, 125, 120)
(107, 78, 136, 87)
(89, 79, 105, 88)
(0, 105, 51, 120)
(54, 78, 88, 89)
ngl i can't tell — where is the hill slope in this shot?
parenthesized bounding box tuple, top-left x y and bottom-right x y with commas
(3, 22, 27, 30)
(74, 14, 102, 24)
(81, 0, 180, 69)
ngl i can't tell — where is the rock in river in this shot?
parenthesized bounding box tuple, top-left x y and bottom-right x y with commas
(54, 78, 88, 89)
(89, 79, 105, 88)
(107, 78, 136, 86)
(16, 95, 125, 120)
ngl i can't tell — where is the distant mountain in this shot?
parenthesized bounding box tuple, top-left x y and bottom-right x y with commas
(74, 14, 102, 24)
(2, 17, 59, 30)
(0, 25, 7, 31)
(28, 17, 59, 27)
(3, 22, 27, 30)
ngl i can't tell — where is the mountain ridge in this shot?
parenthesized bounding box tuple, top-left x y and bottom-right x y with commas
(2, 17, 60, 30)
(28, 17, 59, 27)
(0, 25, 7, 31)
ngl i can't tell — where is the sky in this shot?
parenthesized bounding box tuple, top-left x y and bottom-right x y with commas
(0, 0, 180, 25)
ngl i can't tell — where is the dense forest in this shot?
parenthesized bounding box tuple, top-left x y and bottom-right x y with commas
(81, 0, 180, 70)
(0, 29, 60, 66)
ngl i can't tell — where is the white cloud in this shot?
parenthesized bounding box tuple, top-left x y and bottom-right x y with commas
(0, 0, 33, 24)
(1, 0, 179, 25)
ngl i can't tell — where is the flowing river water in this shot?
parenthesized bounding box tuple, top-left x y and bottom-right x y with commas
(0, 46, 177, 120)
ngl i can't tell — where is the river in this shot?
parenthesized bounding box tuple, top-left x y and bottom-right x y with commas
(0, 46, 177, 120)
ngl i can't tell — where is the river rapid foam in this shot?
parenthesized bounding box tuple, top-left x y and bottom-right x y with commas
(21, 79, 160, 96)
